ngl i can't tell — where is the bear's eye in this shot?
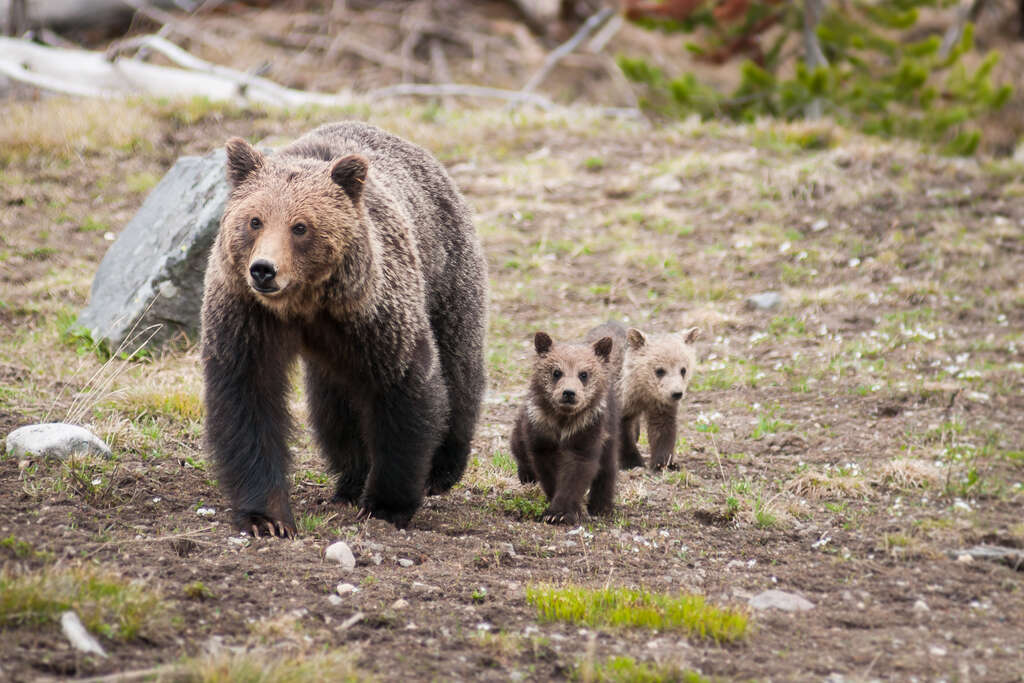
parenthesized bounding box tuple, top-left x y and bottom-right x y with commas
(680, 367, 687, 378)
(249, 217, 262, 230)
(655, 368, 666, 378)
(291, 222, 307, 236)
(578, 371, 588, 383)
(552, 369, 563, 380)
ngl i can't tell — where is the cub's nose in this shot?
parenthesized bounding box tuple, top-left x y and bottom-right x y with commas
(671, 391, 684, 401)
(560, 389, 577, 403)
(249, 259, 277, 289)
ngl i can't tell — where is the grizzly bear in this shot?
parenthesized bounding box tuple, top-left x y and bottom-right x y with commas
(509, 332, 619, 524)
(201, 122, 487, 535)
(587, 321, 700, 470)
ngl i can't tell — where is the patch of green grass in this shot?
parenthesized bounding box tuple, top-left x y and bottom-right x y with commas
(0, 535, 54, 563)
(78, 216, 109, 233)
(126, 171, 160, 194)
(525, 584, 749, 643)
(584, 157, 606, 171)
(0, 564, 167, 640)
(491, 450, 517, 475)
(296, 512, 334, 536)
(578, 655, 709, 683)
(110, 386, 203, 423)
(767, 315, 807, 338)
(183, 581, 215, 601)
(493, 489, 547, 521)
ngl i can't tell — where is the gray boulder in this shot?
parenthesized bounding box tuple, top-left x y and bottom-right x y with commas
(6, 423, 111, 460)
(77, 149, 228, 350)
(748, 589, 815, 612)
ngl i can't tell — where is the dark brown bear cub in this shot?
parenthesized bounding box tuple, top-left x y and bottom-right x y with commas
(510, 332, 619, 524)
(201, 122, 487, 535)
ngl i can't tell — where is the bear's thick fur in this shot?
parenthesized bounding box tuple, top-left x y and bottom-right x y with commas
(587, 321, 699, 470)
(510, 332, 619, 524)
(201, 122, 487, 534)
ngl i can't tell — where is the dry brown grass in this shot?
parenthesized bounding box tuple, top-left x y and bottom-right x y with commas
(877, 458, 944, 490)
(785, 468, 870, 500)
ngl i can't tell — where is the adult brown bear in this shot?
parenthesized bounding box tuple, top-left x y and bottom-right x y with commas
(201, 122, 487, 535)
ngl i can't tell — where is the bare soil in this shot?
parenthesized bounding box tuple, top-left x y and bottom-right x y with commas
(1, 36, 1023, 683)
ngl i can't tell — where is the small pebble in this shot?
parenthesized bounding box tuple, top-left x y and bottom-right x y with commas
(397, 558, 414, 568)
(325, 541, 356, 571)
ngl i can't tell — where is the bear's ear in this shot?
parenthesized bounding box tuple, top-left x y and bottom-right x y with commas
(225, 137, 265, 187)
(681, 327, 701, 344)
(534, 332, 553, 356)
(592, 336, 613, 363)
(330, 155, 369, 203)
(626, 328, 646, 351)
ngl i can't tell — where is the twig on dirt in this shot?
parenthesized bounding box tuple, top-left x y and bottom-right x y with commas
(338, 611, 365, 630)
(84, 525, 218, 558)
(367, 82, 555, 109)
(520, 5, 615, 94)
(73, 665, 177, 683)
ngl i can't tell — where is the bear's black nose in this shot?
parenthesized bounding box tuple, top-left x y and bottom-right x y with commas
(561, 389, 576, 403)
(249, 260, 277, 288)
(671, 391, 684, 401)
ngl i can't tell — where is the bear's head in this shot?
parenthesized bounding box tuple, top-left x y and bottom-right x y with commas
(218, 137, 372, 316)
(529, 332, 614, 421)
(622, 327, 700, 407)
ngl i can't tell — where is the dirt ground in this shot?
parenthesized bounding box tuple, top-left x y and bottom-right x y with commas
(1, 14, 1024, 679)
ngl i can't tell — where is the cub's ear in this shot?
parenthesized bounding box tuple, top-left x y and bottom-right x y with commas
(331, 155, 369, 203)
(592, 336, 613, 362)
(681, 327, 701, 344)
(534, 332, 553, 355)
(626, 328, 646, 351)
(225, 137, 264, 187)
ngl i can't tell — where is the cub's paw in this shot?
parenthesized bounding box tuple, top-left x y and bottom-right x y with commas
(517, 466, 538, 484)
(587, 501, 614, 517)
(542, 505, 585, 526)
(355, 502, 417, 530)
(236, 511, 295, 538)
(331, 477, 364, 506)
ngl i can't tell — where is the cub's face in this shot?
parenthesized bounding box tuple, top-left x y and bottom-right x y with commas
(624, 327, 700, 407)
(219, 138, 369, 314)
(530, 332, 613, 417)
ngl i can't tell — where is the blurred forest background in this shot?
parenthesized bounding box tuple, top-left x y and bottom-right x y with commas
(1, 0, 1021, 155)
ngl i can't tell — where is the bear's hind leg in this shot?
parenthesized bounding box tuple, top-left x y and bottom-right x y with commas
(619, 415, 645, 469)
(305, 365, 369, 505)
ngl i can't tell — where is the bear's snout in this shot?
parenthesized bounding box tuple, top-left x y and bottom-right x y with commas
(249, 259, 278, 292)
(560, 388, 577, 404)
(671, 391, 684, 401)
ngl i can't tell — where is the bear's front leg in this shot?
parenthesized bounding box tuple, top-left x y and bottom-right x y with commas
(543, 451, 599, 525)
(647, 408, 678, 470)
(358, 337, 449, 529)
(202, 296, 298, 538)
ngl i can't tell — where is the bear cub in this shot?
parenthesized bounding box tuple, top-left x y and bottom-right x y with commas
(510, 332, 619, 524)
(587, 321, 700, 470)
(201, 122, 487, 536)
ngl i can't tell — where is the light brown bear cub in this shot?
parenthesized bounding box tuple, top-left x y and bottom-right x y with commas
(587, 321, 700, 470)
(510, 332, 619, 524)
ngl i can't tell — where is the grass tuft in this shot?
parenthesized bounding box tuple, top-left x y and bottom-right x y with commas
(526, 584, 748, 643)
(578, 655, 709, 683)
(0, 564, 166, 640)
(175, 647, 365, 682)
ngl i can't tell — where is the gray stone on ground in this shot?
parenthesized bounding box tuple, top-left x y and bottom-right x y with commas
(745, 291, 782, 311)
(748, 589, 815, 612)
(6, 423, 111, 460)
(77, 149, 229, 350)
(325, 541, 356, 570)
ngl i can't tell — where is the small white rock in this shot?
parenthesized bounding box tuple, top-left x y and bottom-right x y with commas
(397, 558, 414, 568)
(6, 423, 111, 461)
(811, 219, 829, 232)
(61, 611, 107, 657)
(913, 599, 930, 612)
(325, 541, 356, 570)
(748, 589, 815, 612)
(196, 507, 216, 518)
(391, 598, 409, 609)
(327, 595, 343, 606)
(336, 582, 357, 596)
